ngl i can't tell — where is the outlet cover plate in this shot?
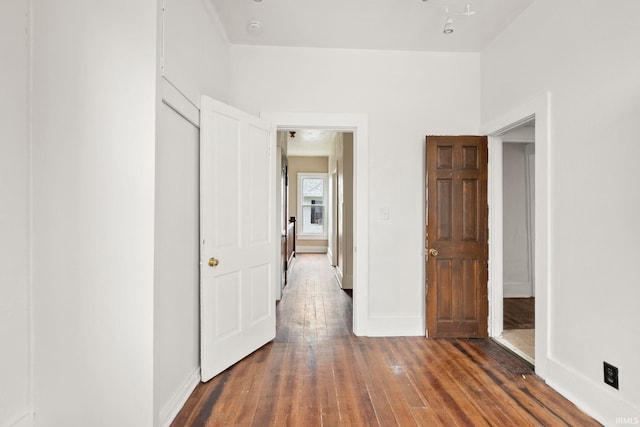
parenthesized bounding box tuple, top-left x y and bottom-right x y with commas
(604, 362, 619, 389)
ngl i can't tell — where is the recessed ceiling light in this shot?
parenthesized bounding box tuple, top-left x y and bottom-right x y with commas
(247, 20, 264, 35)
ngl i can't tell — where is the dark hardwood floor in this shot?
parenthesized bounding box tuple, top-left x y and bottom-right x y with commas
(172, 254, 598, 426)
(504, 297, 535, 330)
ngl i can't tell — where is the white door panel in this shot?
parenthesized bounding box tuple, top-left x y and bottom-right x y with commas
(200, 96, 276, 382)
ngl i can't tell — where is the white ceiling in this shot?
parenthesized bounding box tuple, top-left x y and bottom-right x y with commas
(284, 130, 337, 157)
(210, 0, 535, 52)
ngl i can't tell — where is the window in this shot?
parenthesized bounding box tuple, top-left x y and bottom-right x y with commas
(297, 173, 328, 238)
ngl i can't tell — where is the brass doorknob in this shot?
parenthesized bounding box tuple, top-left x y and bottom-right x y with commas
(429, 249, 438, 257)
(208, 257, 219, 267)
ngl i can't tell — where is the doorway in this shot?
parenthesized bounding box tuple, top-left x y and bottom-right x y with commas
(277, 129, 354, 289)
(484, 105, 552, 377)
(484, 93, 550, 378)
(263, 111, 369, 336)
(494, 123, 536, 363)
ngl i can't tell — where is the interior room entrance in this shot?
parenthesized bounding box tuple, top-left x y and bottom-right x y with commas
(491, 119, 536, 364)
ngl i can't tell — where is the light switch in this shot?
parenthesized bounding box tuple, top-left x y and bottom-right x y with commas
(380, 207, 390, 221)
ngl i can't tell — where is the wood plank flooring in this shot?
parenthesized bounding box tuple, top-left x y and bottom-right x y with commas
(503, 297, 535, 330)
(172, 254, 599, 426)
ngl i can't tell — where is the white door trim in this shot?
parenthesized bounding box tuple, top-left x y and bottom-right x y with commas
(488, 137, 505, 337)
(482, 92, 551, 379)
(261, 112, 369, 336)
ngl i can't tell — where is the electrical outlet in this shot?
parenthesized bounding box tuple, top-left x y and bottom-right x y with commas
(604, 362, 619, 389)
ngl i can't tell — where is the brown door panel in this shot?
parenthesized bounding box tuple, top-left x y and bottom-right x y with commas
(426, 136, 488, 338)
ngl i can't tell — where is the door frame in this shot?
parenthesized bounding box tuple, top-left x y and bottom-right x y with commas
(482, 92, 550, 379)
(261, 112, 369, 336)
(329, 170, 339, 266)
(275, 144, 285, 301)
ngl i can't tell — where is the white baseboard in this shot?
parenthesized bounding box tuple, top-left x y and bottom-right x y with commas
(365, 316, 425, 337)
(159, 368, 200, 427)
(296, 245, 327, 254)
(6, 410, 33, 427)
(546, 358, 640, 426)
(335, 266, 344, 286)
(326, 248, 334, 265)
(335, 267, 353, 289)
(504, 281, 533, 298)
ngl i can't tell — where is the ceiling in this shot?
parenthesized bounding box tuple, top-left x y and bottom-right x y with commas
(284, 130, 337, 157)
(209, 0, 535, 52)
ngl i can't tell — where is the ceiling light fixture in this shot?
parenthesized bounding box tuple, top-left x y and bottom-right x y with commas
(458, 3, 475, 16)
(247, 20, 264, 34)
(446, 2, 475, 17)
(443, 17, 454, 34)
(441, 3, 475, 35)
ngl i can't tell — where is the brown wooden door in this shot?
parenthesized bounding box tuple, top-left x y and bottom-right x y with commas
(426, 136, 488, 338)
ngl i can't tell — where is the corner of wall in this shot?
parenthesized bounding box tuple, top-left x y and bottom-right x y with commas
(1, 0, 34, 425)
(200, 0, 230, 47)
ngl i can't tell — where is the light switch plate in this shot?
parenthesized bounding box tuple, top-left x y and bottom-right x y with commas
(380, 207, 390, 220)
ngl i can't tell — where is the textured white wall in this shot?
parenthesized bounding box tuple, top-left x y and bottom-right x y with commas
(0, 1, 31, 425)
(31, 0, 157, 425)
(230, 46, 481, 334)
(482, 0, 640, 423)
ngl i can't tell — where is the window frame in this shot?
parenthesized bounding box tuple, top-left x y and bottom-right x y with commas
(297, 172, 329, 240)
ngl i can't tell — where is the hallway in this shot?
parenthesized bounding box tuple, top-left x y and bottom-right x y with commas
(172, 254, 598, 426)
(275, 254, 353, 343)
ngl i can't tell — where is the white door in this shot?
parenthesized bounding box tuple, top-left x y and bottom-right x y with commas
(200, 96, 276, 382)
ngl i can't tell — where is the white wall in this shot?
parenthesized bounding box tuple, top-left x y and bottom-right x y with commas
(230, 46, 480, 335)
(153, 104, 200, 426)
(154, 0, 232, 425)
(482, 0, 640, 423)
(0, 1, 31, 425)
(503, 143, 533, 297)
(162, 0, 230, 108)
(2, 1, 230, 425)
(31, 0, 158, 425)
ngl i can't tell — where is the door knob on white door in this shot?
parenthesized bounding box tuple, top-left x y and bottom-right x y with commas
(208, 257, 219, 267)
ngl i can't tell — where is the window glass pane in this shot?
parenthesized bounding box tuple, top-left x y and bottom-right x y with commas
(302, 178, 324, 205)
(302, 205, 324, 234)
